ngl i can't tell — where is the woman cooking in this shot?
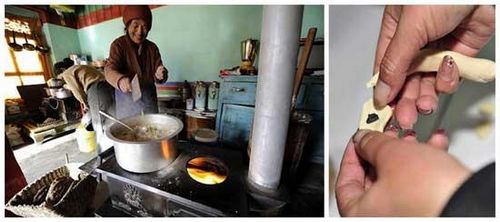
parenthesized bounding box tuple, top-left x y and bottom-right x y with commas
(105, 5, 168, 119)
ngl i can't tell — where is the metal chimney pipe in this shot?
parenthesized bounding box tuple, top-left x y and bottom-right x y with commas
(248, 5, 303, 191)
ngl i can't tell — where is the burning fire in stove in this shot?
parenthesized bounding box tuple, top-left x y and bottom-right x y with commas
(187, 157, 228, 185)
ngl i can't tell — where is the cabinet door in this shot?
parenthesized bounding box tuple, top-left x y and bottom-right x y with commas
(219, 104, 254, 151)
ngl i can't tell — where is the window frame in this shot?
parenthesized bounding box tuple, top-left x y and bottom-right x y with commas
(5, 14, 52, 82)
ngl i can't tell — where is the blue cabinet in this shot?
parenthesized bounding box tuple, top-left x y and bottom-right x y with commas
(216, 75, 324, 164)
(219, 104, 254, 149)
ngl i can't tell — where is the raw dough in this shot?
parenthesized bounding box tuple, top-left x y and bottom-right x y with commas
(359, 98, 392, 132)
(366, 73, 379, 88)
(479, 102, 495, 116)
(476, 120, 492, 139)
(361, 49, 495, 132)
(366, 49, 495, 89)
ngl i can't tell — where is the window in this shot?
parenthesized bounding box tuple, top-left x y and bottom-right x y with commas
(4, 16, 49, 99)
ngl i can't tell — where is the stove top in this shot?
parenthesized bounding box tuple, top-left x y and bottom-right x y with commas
(95, 142, 248, 216)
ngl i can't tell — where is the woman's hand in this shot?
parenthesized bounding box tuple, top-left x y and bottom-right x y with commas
(118, 77, 132, 93)
(336, 129, 471, 216)
(373, 5, 495, 129)
(155, 65, 168, 81)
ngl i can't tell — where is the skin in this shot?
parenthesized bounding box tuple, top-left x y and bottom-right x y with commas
(336, 6, 494, 216)
(373, 5, 495, 129)
(118, 19, 168, 93)
(335, 129, 471, 216)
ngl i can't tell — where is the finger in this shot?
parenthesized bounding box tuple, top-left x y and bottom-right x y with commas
(336, 139, 366, 214)
(383, 123, 399, 138)
(373, 6, 402, 74)
(402, 129, 417, 143)
(416, 73, 438, 115)
(374, 7, 427, 108)
(434, 5, 493, 58)
(427, 128, 449, 152)
(352, 130, 398, 167)
(435, 55, 460, 94)
(394, 74, 420, 129)
(156, 72, 164, 80)
(124, 82, 132, 92)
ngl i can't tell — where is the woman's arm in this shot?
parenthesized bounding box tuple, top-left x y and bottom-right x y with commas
(105, 39, 127, 90)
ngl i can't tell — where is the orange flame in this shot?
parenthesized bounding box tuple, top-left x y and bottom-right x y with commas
(187, 157, 228, 185)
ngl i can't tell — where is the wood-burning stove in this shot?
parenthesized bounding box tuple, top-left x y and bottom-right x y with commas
(93, 142, 248, 216)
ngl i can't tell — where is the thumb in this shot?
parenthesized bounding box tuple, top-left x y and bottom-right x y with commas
(374, 8, 427, 108)
(352, 129, 407, 168)
(335, 139, 366, 216)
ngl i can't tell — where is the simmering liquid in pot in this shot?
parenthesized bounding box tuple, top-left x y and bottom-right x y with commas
(115, 125, 171, 142)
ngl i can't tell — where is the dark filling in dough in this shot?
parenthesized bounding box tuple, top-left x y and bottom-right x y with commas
(366, 113, 379, 124)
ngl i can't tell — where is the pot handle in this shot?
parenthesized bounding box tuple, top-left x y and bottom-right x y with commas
(98, 147, 115, 165)
(96, 147, 115, 182)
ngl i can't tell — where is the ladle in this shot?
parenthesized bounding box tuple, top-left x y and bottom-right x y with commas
(98, 110, 149, 138)
(8, 32, 23, 52)
(22, 33, 35, 51)
(99, 110, 135, 132)
(33, 33, 50, 53)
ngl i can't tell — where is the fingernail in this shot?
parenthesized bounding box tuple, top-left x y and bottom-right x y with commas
(438, 55, 454, 82)
(418, 107, 433, 115)
(400, 122, 414, 130)
(353, 129, 369, 145)
(435, 128, 447, 135)
(402, 129, 416, 137)
(385, 123, 401, 132)
(374, 80, 391, 108)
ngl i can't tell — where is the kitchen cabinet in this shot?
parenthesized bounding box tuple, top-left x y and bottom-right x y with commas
(216, 75, 324, 164)
(219, 104, 254, 150)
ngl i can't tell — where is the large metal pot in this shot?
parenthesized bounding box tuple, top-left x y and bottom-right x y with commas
(105, 114, 183, 173)
(47, 78, 65, 88)
(54, 88, 73, 99)
(45, 87, 60, 97)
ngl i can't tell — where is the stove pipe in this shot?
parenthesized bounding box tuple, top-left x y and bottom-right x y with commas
(248, 5, 304, 191)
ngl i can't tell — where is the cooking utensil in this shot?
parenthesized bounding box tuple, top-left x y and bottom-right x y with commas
(8, 32, 23, 52)
(68, 54, 79, 63)
(47, 78, 65, 87)
(99, 110, 135, 132)
(33, 33, 50, 53)
(105, 114, 183, 173)
(241, 39, 258, 63)
(54, 88, 73, 99)
(194, 81, 207, 111)
(45, 87, 59, 97)
(131, 74, 141, 102)
(207, 81, 219, 111)
(22, 33, 35, 51)
(35, 44, 50, 53)
(240, 39, 259, 74)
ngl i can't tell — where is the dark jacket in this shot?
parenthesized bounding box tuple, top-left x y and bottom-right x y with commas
(441, 162, 495, 217)
(104, 35, 165, 89)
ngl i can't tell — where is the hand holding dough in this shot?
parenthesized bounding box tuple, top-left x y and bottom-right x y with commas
(361, 49, 495, 132)
(367, 49, 496, 88)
